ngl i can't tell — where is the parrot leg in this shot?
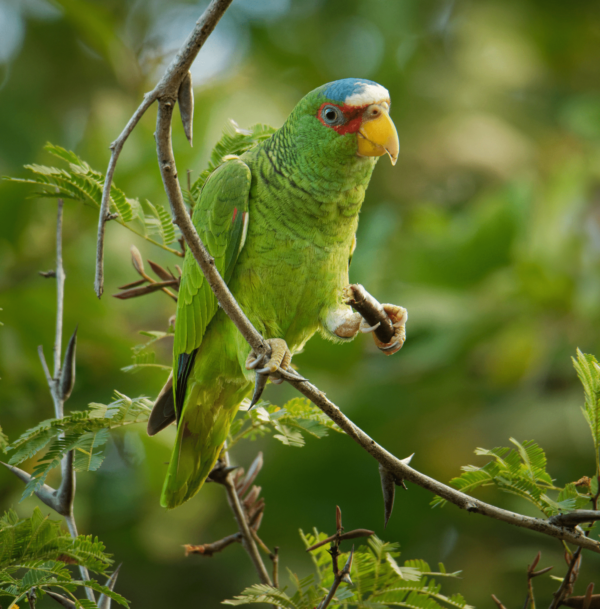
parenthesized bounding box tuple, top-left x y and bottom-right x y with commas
(372, 304, 408, 356)
(245, 338, 293, 408)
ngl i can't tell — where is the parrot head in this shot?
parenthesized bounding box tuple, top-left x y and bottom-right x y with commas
(286, 78, 399, 167)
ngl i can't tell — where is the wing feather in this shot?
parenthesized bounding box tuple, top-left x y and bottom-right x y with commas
(172, 159, 252, 409)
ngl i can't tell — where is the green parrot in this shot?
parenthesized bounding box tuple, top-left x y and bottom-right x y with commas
(147, 78, 407, 509)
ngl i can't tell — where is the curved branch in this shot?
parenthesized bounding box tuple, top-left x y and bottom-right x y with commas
(94, 0, 235, 297)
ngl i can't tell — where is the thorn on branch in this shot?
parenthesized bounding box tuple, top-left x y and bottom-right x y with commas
(46, 590, 76, 609)
(178, 71, 194, 147)
(2, 451, 74, 517)
(548, 510, 600, 528)
(39, 270, 56, 278)
(59, 326, 77, 402)
(97, 563, 122, 609)
(379, 456, 412, 528)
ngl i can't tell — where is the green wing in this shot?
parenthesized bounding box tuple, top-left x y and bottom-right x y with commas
(173, 158, 251, 417)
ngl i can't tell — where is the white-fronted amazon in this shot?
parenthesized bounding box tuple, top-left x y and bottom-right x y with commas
(148, 78, 407, 509)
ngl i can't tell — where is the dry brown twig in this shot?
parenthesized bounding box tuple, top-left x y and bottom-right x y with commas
(307, 506, 372, 609)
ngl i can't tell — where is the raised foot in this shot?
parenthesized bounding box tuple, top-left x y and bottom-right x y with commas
(371, 304, 407, 356)
(245, 338, 295, 409)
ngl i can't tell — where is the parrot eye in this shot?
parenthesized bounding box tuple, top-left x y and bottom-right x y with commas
(321, 105, 344, 126)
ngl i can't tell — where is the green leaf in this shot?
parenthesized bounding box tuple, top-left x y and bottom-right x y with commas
(0, 508, 127, 608)
(573, 350, 600, 473)
(223, 584, 300, 608)
(6, 392, 152, 499)
(4, 144, 181, 257)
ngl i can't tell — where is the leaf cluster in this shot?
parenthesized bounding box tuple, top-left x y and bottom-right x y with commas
(572, 349, 600, 474)
(6, 392, 152, 502)
(4, 143, 180, 255)
(0, 507, 128, 608)
(432, 438, 592, 516)
(224, 530, 469, 609)
(121, 330, 173, 375)
(434, 352, 600, 516)
(228, 398, 343, 449)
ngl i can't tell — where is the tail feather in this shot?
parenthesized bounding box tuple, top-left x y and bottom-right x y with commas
(160, 388, 241, 509)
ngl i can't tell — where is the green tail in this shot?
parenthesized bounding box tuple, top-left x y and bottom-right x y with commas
(160, 382, 249, 509)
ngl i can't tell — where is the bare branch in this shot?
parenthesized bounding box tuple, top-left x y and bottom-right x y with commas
(562, 593, 600, 609)
(53, 199, 65, 382)
(94, 0, 235, 297)
(269, 369, 600, 553)
(221, 452, 272, 585)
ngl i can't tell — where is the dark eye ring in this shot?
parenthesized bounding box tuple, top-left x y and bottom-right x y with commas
(321, 105, 344, 125)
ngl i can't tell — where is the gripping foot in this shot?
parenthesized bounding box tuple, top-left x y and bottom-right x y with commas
(245, 338, 293, 409)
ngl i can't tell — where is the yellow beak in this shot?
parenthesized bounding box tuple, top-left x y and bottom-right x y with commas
(357, 106, 399, 165)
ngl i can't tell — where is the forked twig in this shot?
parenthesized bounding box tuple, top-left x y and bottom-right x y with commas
(94, 0, 235, 297)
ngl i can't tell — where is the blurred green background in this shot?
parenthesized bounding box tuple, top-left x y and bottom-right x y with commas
(1, 0, 600, 605)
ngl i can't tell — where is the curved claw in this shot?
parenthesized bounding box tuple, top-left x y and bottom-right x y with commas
(380, 340, 400, 352)
(282, 368, 308, 382)
(257, 365, 277, 375)
(246, 353, 266, 370)
(269, 376, 284, 385)
(360, 321, 381, 334)
(249, 372, 269, 410)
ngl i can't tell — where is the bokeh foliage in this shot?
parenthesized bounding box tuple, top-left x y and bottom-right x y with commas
(1, 0, 600, 606)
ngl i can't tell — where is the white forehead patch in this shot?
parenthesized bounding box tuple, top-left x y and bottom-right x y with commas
(345, 83, 390, 107)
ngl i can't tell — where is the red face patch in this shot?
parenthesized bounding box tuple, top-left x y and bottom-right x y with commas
(317, 102, 368, 135)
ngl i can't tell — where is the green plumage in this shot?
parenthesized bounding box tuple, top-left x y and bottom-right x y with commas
(161, 82, 382, 508)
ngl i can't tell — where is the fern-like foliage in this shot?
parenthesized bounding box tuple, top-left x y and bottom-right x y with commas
(4, 143, 181, 256)
(185, 121, 276, 207)
(0, 507, 128, 608)
(121, 330, 173, 375)
(432, 439, 590, 516)
(228, 398, 343, 449)
(573, 349, 600, 474)
(224, 530, 470, 609)
(6, 392, 152, 501)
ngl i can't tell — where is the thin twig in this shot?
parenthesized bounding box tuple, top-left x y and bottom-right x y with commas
(94, 0, 235, 297)
(46, 201, 94, 601)
(184, 533, 242, 556)
(222, 451, 272, 585)
(54, 199, 65, 383)
(549, 549, 582, 609)
(492, 594, 508, 609)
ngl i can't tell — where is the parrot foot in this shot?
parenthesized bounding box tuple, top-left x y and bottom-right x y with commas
(373, 304, 408, 356)
(245, 338, 293, 409)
